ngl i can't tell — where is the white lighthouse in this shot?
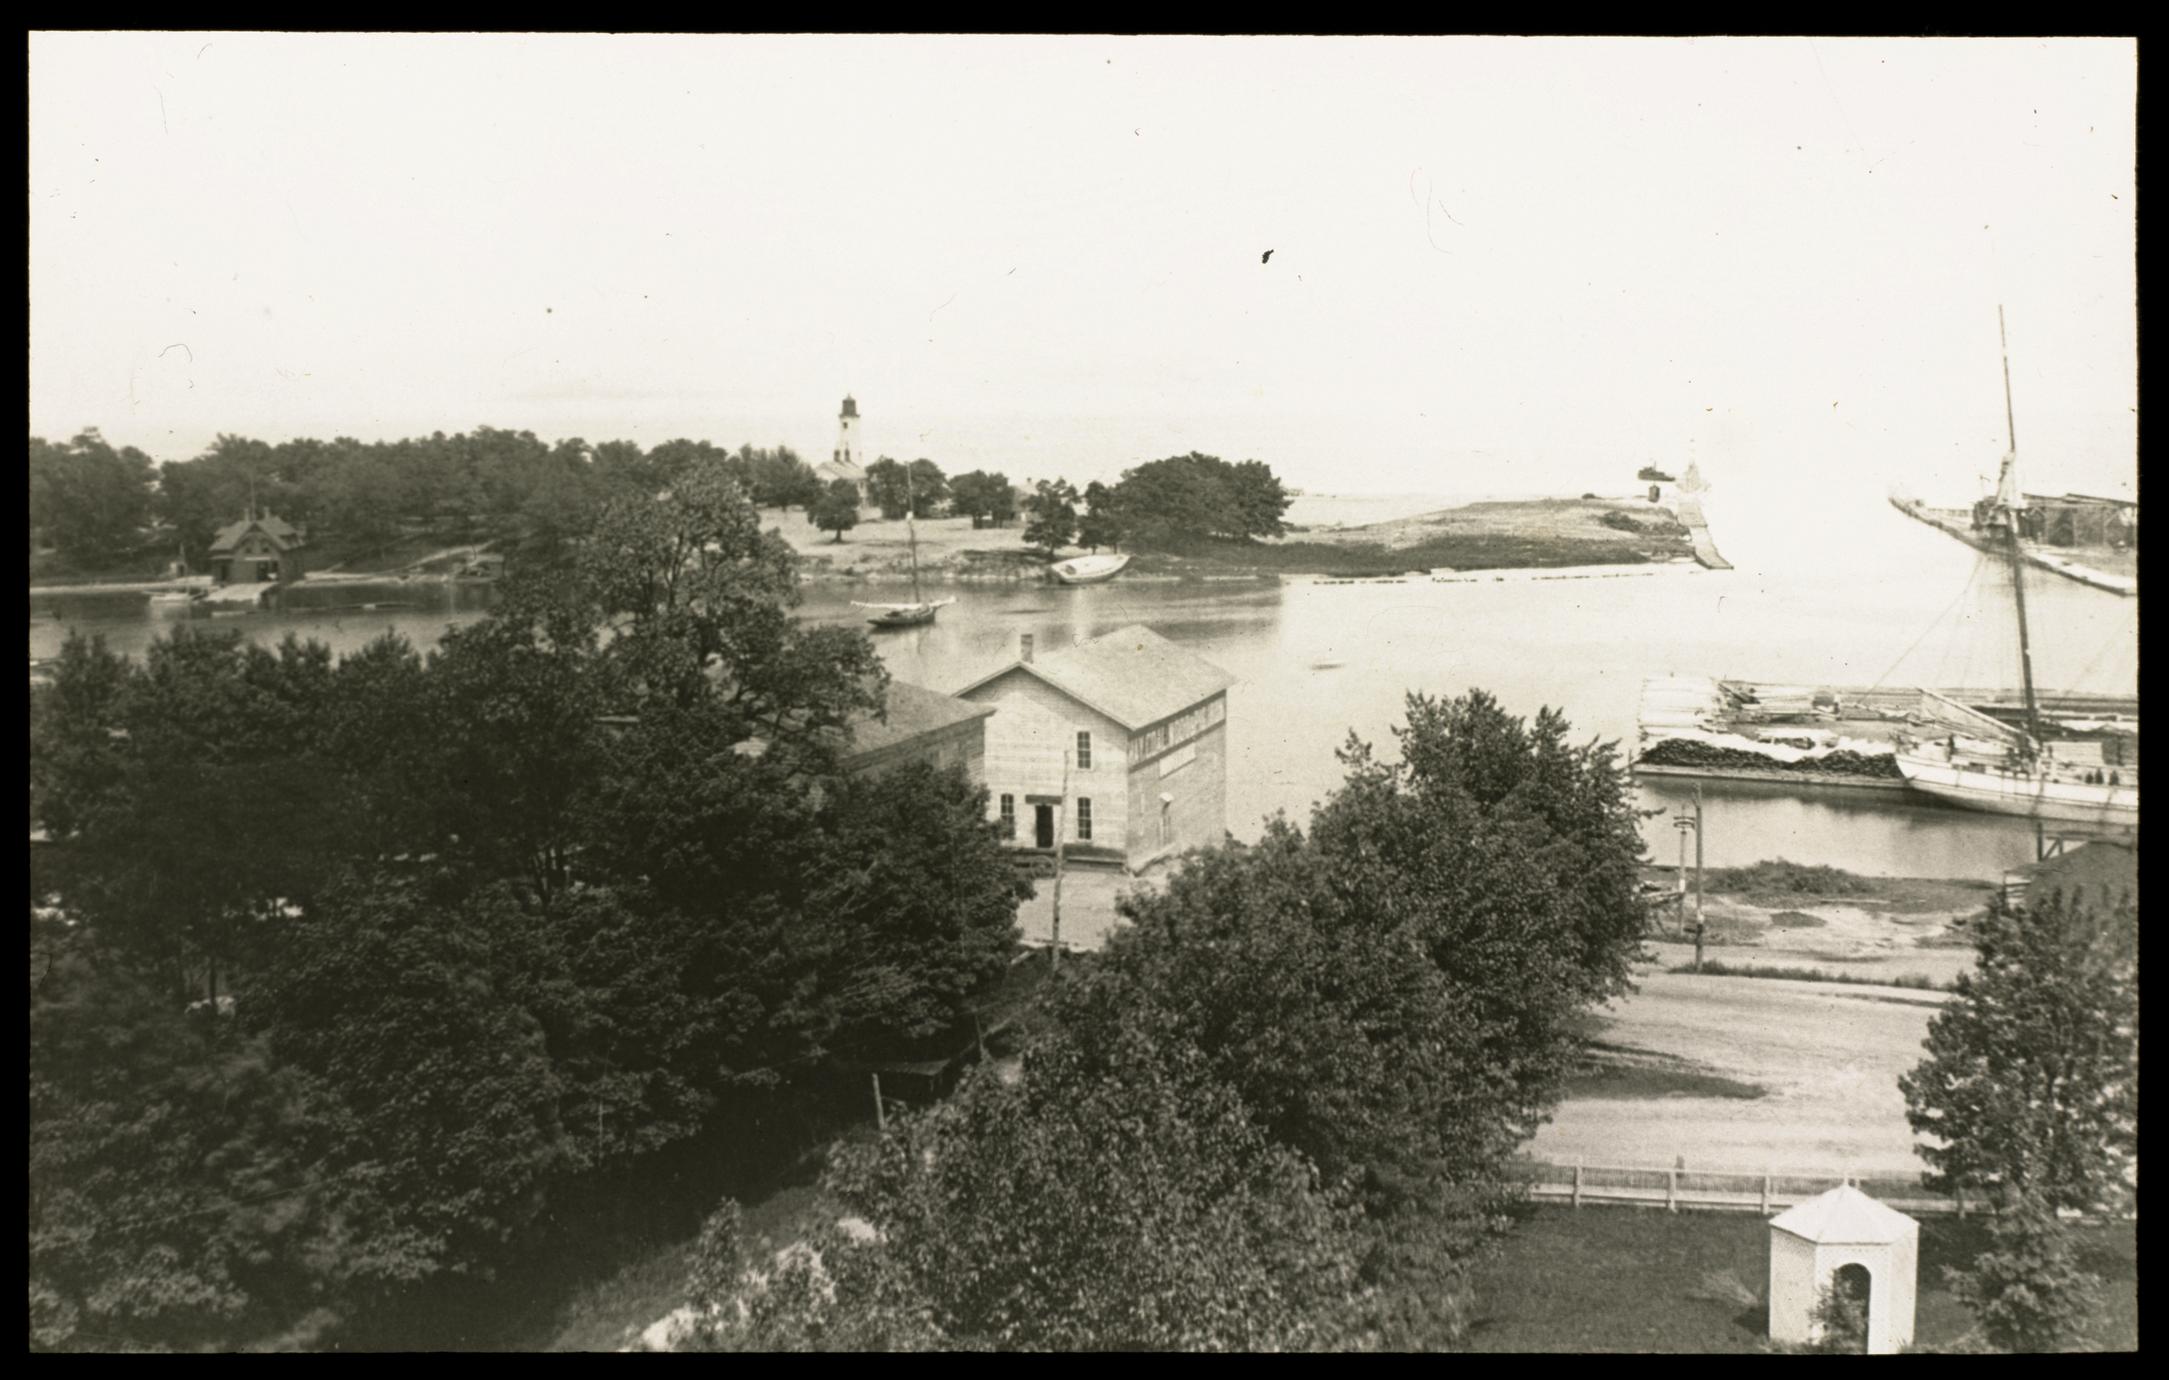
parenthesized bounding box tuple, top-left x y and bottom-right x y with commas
(815, 395, 870, 503)
(835, 395, 861, 468)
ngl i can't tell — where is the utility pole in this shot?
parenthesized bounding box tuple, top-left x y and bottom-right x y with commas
(1692, 785, 1706, 973)
(1050, 748, 1070, 972)
(871, 1073, 886, 1133)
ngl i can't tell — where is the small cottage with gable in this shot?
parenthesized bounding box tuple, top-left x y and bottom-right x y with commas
(208, 511, 308, 587)
(955, 625, 1234, 872)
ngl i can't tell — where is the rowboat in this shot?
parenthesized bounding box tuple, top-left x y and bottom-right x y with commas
(1050, 553, 1131, 585)
(855, 598, 955, 629)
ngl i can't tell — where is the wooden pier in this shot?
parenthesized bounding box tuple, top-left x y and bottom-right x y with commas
(1890, 496, 2136, 596)
(1674, 496, 1731, 570)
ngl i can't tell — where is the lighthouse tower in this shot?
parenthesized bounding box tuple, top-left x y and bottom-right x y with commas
(816, 396, 870, 503)
(834, 395, 860, 468)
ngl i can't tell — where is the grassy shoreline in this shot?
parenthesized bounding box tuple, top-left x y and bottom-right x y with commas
(784, 495, 1698, 584)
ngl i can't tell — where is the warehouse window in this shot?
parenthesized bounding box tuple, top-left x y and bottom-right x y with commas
(999, 794, 1015, 839)
(1076, 731, 1092, 770)
(1076, 798, 1093, 841)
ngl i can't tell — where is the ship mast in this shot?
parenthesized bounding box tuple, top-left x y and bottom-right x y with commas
(905, 465, 923, 606)
(1996, 306, 2044, 759)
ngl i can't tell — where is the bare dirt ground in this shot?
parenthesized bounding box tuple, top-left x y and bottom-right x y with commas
(1645, 871, 1987, 987)
(772, 508, 1060, 581)
(1531, 872, 1988, 1176)
(1528, 966, 1945, 1177)
(1013, 866, 1163, 953)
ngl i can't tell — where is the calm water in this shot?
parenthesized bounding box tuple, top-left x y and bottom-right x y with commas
(31, 479, 2138, 879)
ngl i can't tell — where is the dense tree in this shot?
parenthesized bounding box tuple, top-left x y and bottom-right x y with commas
(423, 606, 609, 902)
(863, 457, 912, 520)
(1945, 1196, 2104, 1353)
(947, 470, 1017, 528)
(796, 1033, 1365, 1351)
(1021, 478, 1079, 555)
(31, 629, 355, 993)
(1900, 890, 2137, 1215)
(28, 633, 132, 841)
(1077, 480, 1124, 551)
(799, 762, 1024, 1044)
(1050, 691, 1648, 1338)
(749, 447, 824, 512)
(813, 478, 861, 541)
(905, 459, 946, 518)
(1108, 452, 1292, 546)
(30, 923, 415, 1353)
(249, 871, 578, 1276)
(562, 452, 884, 728)
(29, 447, 1036, 1351)
(29, 430, 158, 564)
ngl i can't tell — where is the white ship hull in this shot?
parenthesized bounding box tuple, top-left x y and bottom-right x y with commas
(1051, 554, 1131, 585)
(1896, 753, 2138, 825)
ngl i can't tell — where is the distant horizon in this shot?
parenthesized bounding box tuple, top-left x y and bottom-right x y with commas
(32, 35, 2136, 504)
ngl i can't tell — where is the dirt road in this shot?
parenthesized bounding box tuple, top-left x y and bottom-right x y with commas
(1528, 967, 1943, 1177)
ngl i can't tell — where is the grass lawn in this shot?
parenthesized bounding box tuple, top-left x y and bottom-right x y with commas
(1464, 1203, 2137, 1353)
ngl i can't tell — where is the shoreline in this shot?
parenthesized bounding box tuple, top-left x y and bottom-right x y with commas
(30, 493, 1727, 594)
(784, 493, 1716, 586)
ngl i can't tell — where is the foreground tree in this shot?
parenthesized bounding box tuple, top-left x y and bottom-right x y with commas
(1945, 1195, 2104, 1353)
(30, 924, 412, 1353)
(913, 690, 1646, 1347)
(1900, 890, 2137, 1215)
(706, 1030, 1364, 1351)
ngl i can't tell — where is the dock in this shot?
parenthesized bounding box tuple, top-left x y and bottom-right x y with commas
(198, 581, 278, 608)
(1673, 496, 1731, 571)
(1890, 497, 2136, 597)
(1634, 675, 2139, 794)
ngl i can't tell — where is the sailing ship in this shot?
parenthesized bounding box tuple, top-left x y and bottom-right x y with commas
(1049, 553, 1131, 585)
(853, 469, 955, 629)
(1893, 308, 2139, 827)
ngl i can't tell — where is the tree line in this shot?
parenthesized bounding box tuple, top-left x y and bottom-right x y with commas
(29, 456, 1027, 1351)
(28, 428, 837, 573)
(28, 432, 1296, 574)
(1017, 452, 1294, 556)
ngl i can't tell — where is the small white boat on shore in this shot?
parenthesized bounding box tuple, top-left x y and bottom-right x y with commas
(1050, 554, 1131, 585)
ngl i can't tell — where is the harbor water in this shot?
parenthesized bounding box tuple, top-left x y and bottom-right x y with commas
(31, 478, 2137, 880)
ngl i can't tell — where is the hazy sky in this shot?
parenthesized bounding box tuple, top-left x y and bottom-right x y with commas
(29, 34, 2137, 500)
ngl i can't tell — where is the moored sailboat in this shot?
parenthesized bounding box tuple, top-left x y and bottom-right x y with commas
(853, 468, 954, 629)
(1892, 308, 2138, 828)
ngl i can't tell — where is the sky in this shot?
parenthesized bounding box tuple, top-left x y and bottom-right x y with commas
(29, 35, 2137, 503)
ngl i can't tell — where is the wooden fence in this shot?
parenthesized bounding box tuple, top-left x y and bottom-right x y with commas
(1512, 1160, 1980, 1219)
